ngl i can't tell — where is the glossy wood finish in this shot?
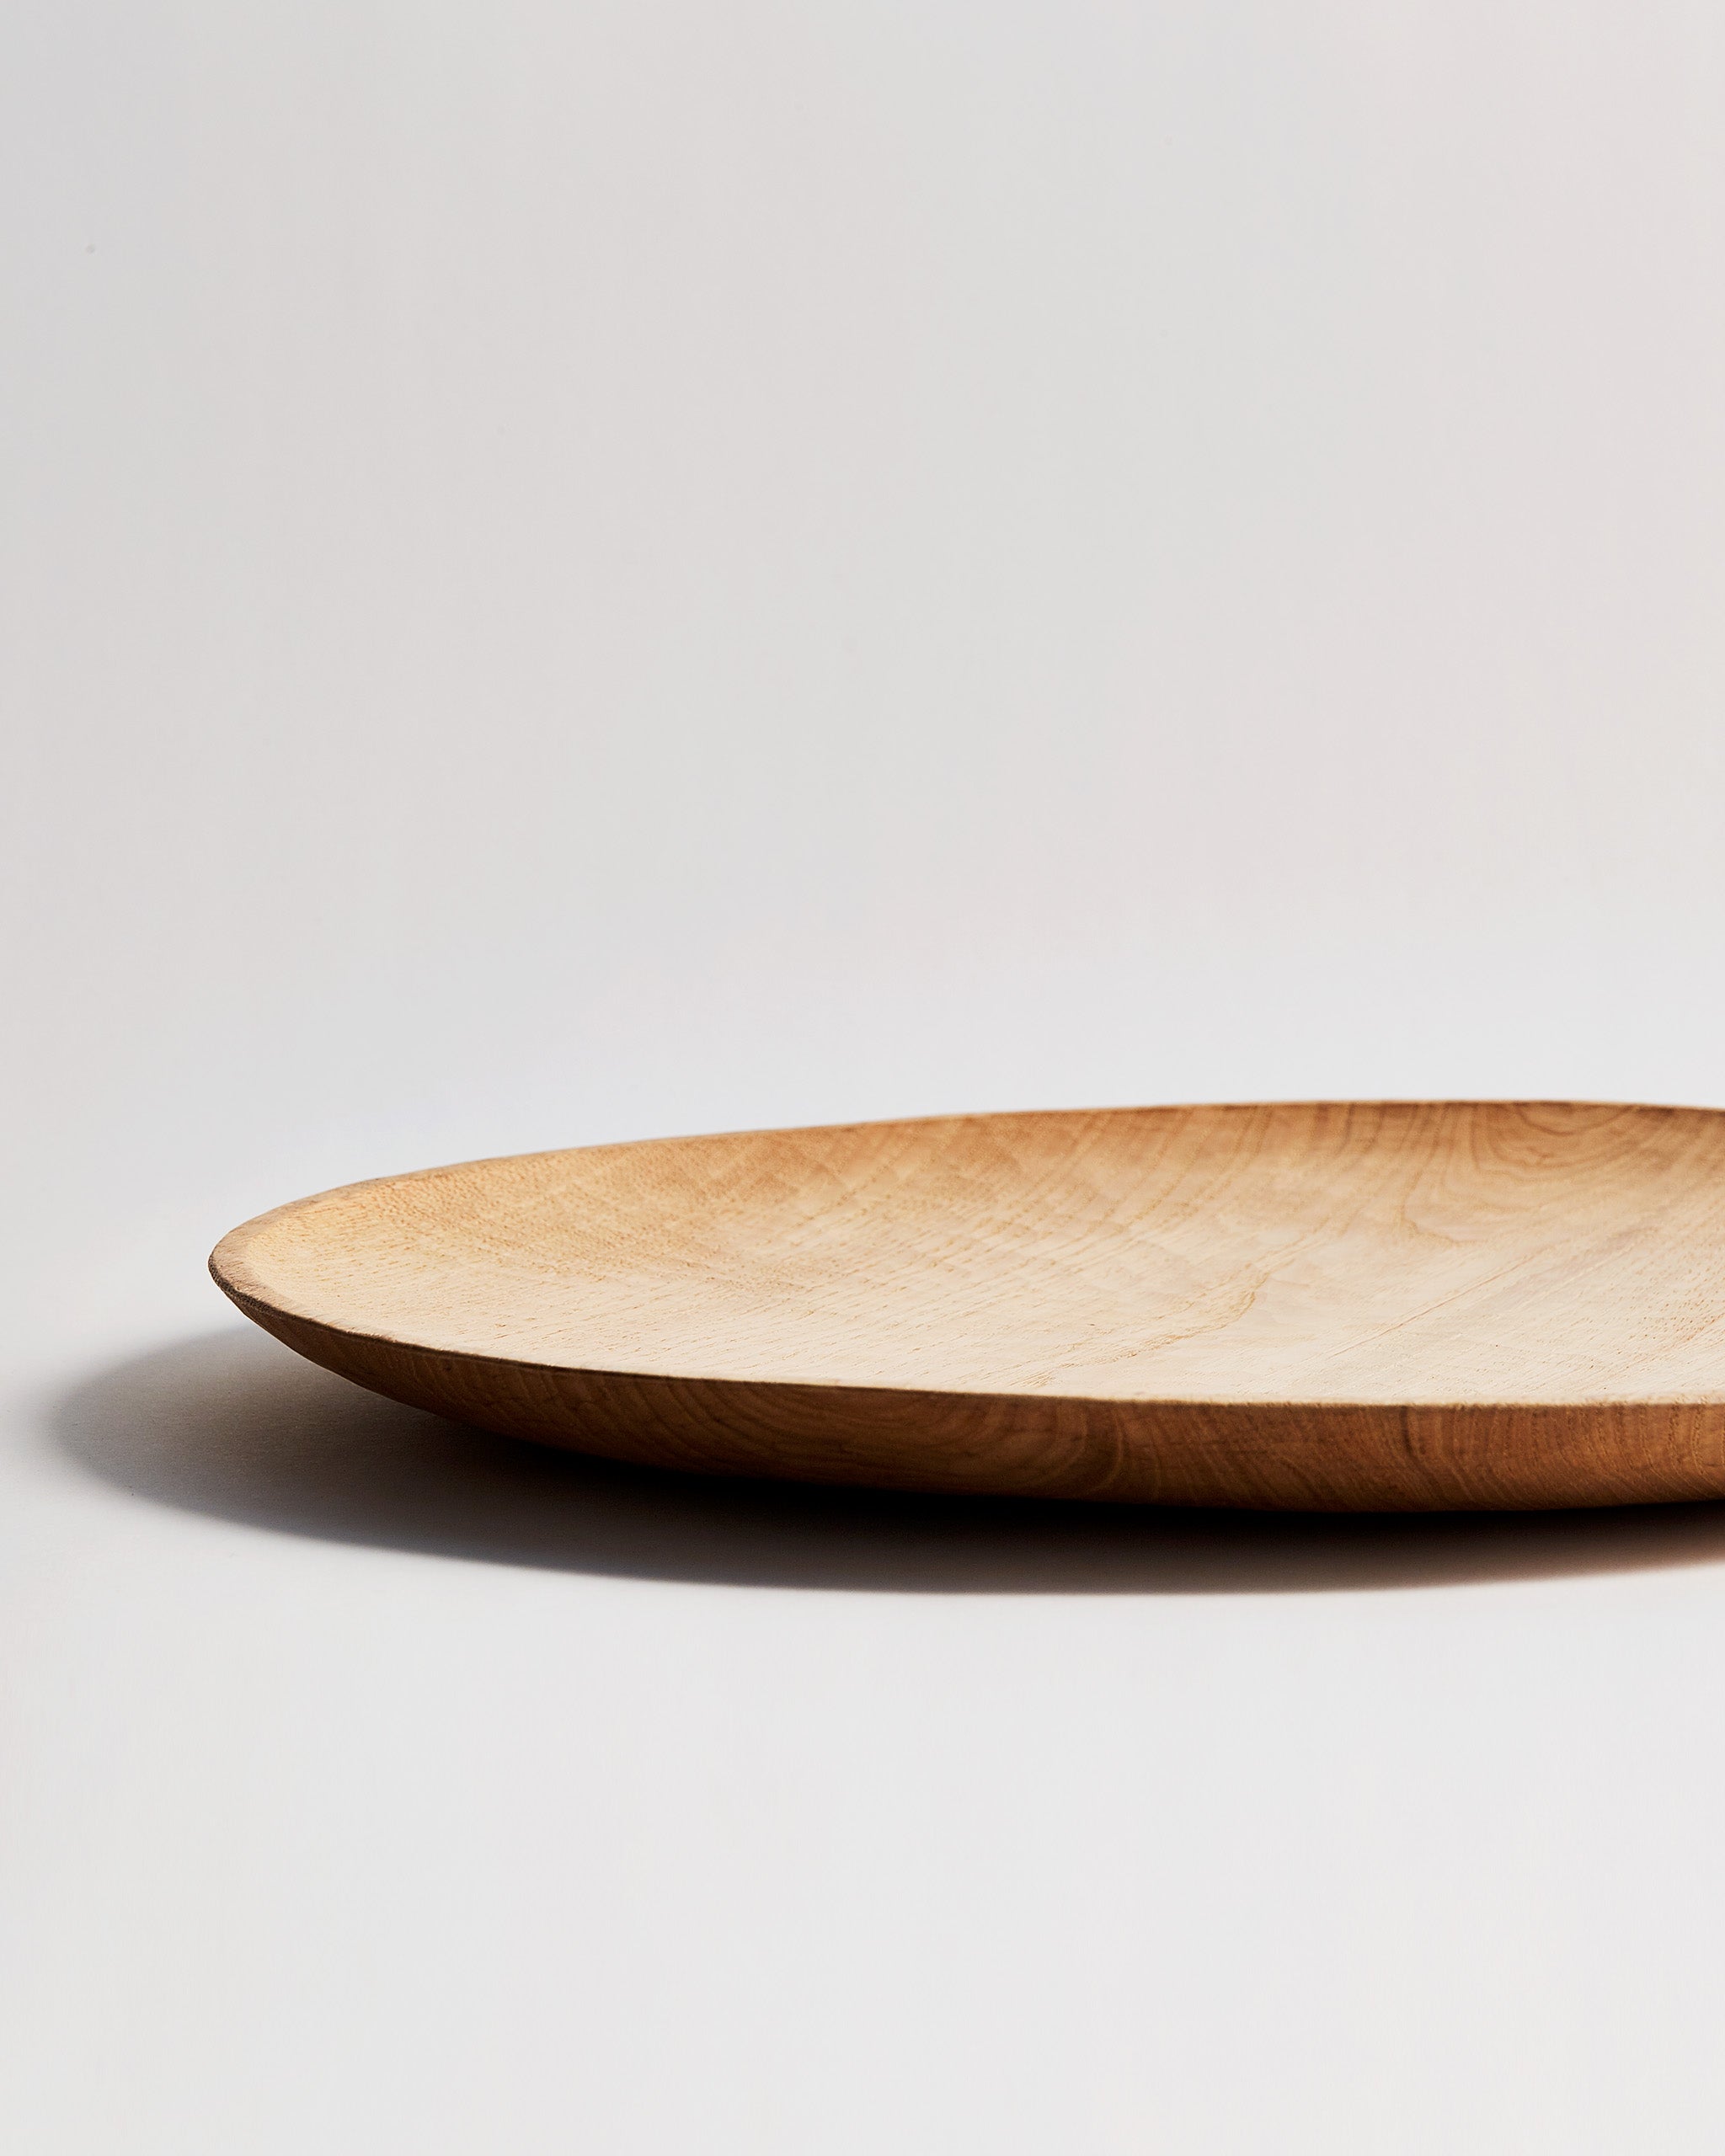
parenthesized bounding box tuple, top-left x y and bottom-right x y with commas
(211, 1102, 1725, 1511)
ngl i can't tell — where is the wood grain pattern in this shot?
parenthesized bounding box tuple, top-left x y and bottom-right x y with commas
(210, 1102, 1725, 1511)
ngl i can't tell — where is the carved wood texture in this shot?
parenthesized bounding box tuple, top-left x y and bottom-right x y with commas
(211, 1102, 1725, 1510)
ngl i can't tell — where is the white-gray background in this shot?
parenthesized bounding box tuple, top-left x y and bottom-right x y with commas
(7, 3, 1725, 2149)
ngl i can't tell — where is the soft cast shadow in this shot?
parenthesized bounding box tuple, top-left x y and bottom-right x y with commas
(51, 1328, 1725, 1594)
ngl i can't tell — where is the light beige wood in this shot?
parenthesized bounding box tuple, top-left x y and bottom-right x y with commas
(210, 1102, 1725, 1511)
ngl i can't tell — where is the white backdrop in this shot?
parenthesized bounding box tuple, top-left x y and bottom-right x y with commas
(7, 3, 1725, 2149)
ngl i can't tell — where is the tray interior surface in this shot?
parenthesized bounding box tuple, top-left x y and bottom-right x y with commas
(212, 1101, 1725, 1410)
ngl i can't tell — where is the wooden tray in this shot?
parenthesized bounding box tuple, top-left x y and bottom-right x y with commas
(210, 1101, 1725, 1512)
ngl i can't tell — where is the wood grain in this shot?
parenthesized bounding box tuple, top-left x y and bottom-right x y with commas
(210, 1102, 1725, 1511)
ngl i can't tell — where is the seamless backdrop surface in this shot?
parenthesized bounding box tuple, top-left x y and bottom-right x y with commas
(7, 4, 1725, 2151)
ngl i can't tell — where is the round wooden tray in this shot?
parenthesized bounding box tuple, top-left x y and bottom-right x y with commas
(210, 1101, 1725, 1512)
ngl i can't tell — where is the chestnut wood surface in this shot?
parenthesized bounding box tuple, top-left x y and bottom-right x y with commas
(210, 1102, 1725, 1511)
